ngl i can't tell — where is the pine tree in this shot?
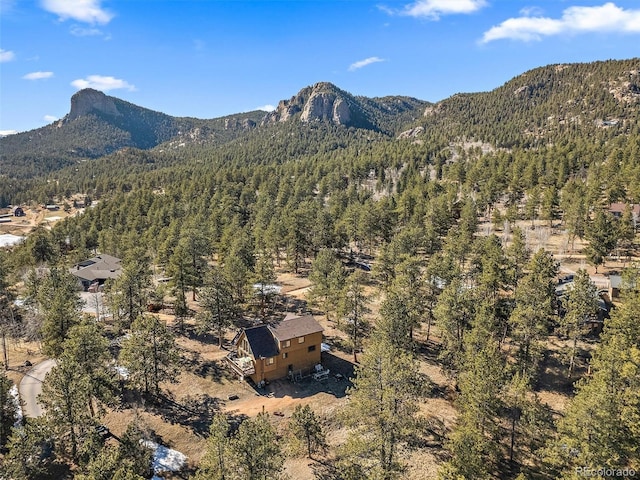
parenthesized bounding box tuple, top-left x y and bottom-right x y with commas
(228, 413, 283, 480)
(584, 210, 617, 273)
(439, 315, 505, 480)
(1, 418, 53, 479)
(509, 249, 558, 382)
(36, 267, 82, 357)
(0, 371, 17, 450)
(307, 248, 344, 321)
(39, 355, 95, 460)
(253, 252, 277, 318)
(197, 266, 237, 347)
(340, 335, 423, 479)
(195, 413, 231, 480)
(561, 269, 598, 377)
(547, 277, 640, 477)
(106, 247, 153, 330)
(338, 270, 371, 363)
(434, 277, 475, 376)
(288, 404, 326, 458)
(60, 318, 116, 417)
(119, 315, 179, 396)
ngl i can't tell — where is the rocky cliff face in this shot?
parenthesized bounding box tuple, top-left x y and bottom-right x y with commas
(67, 89, 121, 121)
(301, 89, 351, 124)
(264, 82, 356, 126)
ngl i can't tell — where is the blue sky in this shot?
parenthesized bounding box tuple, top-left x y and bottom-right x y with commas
(1, 0, 639, 134)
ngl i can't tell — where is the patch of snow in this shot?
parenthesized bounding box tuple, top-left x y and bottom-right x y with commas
(0, 234, 25, 248)
(321, 343, 331, 353)
(114, 365, 129, 379)
(10, 385, 23, 427)
(141, 440, 187, 474)
(252, 283, 281, 295)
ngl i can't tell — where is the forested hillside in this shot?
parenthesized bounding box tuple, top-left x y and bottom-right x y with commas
(1, 58, 639, 480)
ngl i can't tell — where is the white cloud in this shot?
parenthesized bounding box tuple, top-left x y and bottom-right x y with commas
(23, 71, 54, 80)
(256, 104, 276, 112)
(0, 49, 15, 62)
(41, 0, 113, 24)
(348, 56, 386, 72)
(383, 0, 487, 19)
(482, 2, 640, 43)
(44, 115, 58, 122)
(70, 25, 103, 36)
(0, 130, 18, 137)
(71, 75, 136, 92)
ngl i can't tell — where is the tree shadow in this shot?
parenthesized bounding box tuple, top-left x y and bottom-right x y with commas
(536, 349, 576, 398)
(309, 458, 342, 480)
(194, 358, 235, 383)
(146, 392, 225, 437)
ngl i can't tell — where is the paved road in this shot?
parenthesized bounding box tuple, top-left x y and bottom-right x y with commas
(19, 359, 56, 418)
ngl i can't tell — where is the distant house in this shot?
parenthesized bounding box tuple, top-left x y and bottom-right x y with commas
(608, 275, 623, 299)
(608, 203, 640, 229)
(69, 254, 122, 291)
(555, 278, 611, 334)
(226, 313, 324, 383)
(45, 204, 59, 211)
(12, 206, 25, 217)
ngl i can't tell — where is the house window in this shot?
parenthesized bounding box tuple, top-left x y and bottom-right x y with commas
(283, 352, 289, 359)
(298, 336, 305, 344)
(266, 357, 275, 365)
(282, 340, 291, 348)
(308, 345, 316, 353)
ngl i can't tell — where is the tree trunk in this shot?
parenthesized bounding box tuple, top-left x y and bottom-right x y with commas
(1, 331, 8, 370)
(509, 410, 517, 463)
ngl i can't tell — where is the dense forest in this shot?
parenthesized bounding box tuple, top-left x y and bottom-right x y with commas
(1, 58, 639, 479)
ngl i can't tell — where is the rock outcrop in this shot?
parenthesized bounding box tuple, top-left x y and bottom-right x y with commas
(67, 89, 121, 121)
(264, 82, 356, 126)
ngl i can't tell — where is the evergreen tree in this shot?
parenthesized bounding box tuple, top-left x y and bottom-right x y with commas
(0, 371, 17, 450)
(195, 413, 231, 480)
(37, 267, 82, 357)
(439, 315, 505, 480)
(61, 318, 117, 417)
(338, 270, 371, 363)
(561, 269, 598, 377)
(197, 266, 237, 347)
(288, 404, 326, 459)
(119, 315, 179, 396)
(547, 278, 640, 477)
(307, 248, 344, 321)
(434, 277, 475, 377)
(228, 413, 284, 480)
(509, 249, 558, 382)
(340, 335, 422, 479)
(584, 210, 617, 273)
(106, 247, 153, 330)
(253, 252, 277, 318)
(0, 253, 19, 370)
(39, 355, 95, 460)
(77, 422, 152, 480)
(1, 418, 53, 480)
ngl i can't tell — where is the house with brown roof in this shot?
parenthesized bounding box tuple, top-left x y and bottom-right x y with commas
(608, 203, 640, 230)
(226, 313, 323, 383)
(69, 254, 122, 291)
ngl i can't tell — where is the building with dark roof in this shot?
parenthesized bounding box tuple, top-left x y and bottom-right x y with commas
(69, 254, 122, 291)
(226, 313, 323, 383)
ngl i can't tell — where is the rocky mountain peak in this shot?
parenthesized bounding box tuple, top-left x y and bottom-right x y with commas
(67, 88, 121, 121)
(264, 82, 354, 126)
